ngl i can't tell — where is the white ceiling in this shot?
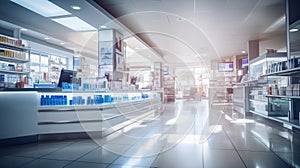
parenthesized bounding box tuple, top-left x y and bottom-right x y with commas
(0, 0, 162, 66)
(94, 0, 287, 65)
(0, 0, 287, 67)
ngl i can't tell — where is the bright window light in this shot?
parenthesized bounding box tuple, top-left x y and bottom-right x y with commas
(11, 0, 71, 17)
(52, 16, 97, 31)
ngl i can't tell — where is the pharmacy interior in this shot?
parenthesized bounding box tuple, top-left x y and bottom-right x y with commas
(0, 0, 165, 144)
(0, 0, 300, 145)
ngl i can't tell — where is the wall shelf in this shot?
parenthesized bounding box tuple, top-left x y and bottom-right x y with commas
(261, 67, 300, 77)
(0, 69, 29, 75)
(0, 55, 29, 63)
(266, 95, 300, 99)
(0, 41, 30, 52)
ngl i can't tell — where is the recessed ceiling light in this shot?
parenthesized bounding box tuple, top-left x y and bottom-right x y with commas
(52, 16, 97, 31)
(20, 28, 27, 31)
(290, 28, 299, 32)
(135, 47, 139, 50)
(100, 25, 107, 29)
(71, 5, 81, 10)
(241, 50, 246, 54)
(44, 37, 50, 40)
(11, 0, 71, 17)
(60, 42, 65, 45)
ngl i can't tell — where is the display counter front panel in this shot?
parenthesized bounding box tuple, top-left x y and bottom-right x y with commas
(37, 91, 162, 139)
(0, 91, 39, 141)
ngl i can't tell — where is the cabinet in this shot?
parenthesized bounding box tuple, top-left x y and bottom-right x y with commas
(233, 86, 249, 115)
(248, 52, 293, 122)
(164, 75, 175, 101)
(0, 34, 30, 88)
(261, 59, 300, 127)
(248, 78, 289, 117)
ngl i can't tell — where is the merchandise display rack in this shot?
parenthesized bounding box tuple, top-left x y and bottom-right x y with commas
(0, 34, 30, 88)
(248, 52, 300, 130)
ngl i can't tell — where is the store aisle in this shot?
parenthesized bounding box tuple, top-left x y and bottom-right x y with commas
(1, 100, 300, 168)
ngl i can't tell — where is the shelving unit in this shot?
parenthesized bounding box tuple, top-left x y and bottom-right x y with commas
(208, 75, 235, 106)
(262, 65, 300, 122)
(164, 75, 175, 101)
(248, 53, 289, 117)
(0, 34, 30, 88)
(246, 52, 300, 129)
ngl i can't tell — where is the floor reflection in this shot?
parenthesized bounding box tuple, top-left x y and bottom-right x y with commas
(1, 99, 300, 168)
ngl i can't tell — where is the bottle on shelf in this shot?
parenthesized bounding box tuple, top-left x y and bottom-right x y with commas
(273, 80, 279, 95)
(268, 84, 272, 95)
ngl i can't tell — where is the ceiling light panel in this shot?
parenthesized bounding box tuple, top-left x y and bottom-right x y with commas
(71, 5, 81, 10)
(290, 28, 299, 32)
(10, 0, 71, 17)
(51, 16, 97, 31)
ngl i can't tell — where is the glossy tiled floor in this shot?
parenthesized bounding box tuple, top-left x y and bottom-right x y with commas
(1, 99, 300, 168)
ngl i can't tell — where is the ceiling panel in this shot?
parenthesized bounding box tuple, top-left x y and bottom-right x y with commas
(93, 0, 287, 66)
(0, 0, 288, 67)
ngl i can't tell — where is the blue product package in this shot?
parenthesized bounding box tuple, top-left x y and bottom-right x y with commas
(0, 74, 4, 82)
(45, 95, 50, 105)
(53, 96, 56, 105)
(94, 95, 98, 104)
(91, 99, 94, 105)
(87, 96, 91, 105)
(52, 96, 55, 105)
(100, 95, 103, 104)
(55, 96, 58, 105)
(40, 95, 44, 106)
(60, 96, 64, 105)
(58, 96, 61, 105)
(79, 97, 82, 105)
(83, 83, 89, 90)
(104, 95, 109, 103)
(63, 96, 67, 105)
(69, 100, 73, 105)
(73, 97, 77, 105)
(77, 96, 80, 105)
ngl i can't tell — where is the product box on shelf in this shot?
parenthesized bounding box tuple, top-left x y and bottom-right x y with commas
(286, 85, 293, 96)
(279, 87, 287, 96)
(293, 84, 300, 96)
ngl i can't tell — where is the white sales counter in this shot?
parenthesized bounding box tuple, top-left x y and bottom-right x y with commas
(0, 91, 162, 144)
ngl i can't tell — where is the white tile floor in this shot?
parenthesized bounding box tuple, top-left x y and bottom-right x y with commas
(1, 99, 300, 168)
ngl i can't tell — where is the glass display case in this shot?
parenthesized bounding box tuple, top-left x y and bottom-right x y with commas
(248, 52, 289, 117)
